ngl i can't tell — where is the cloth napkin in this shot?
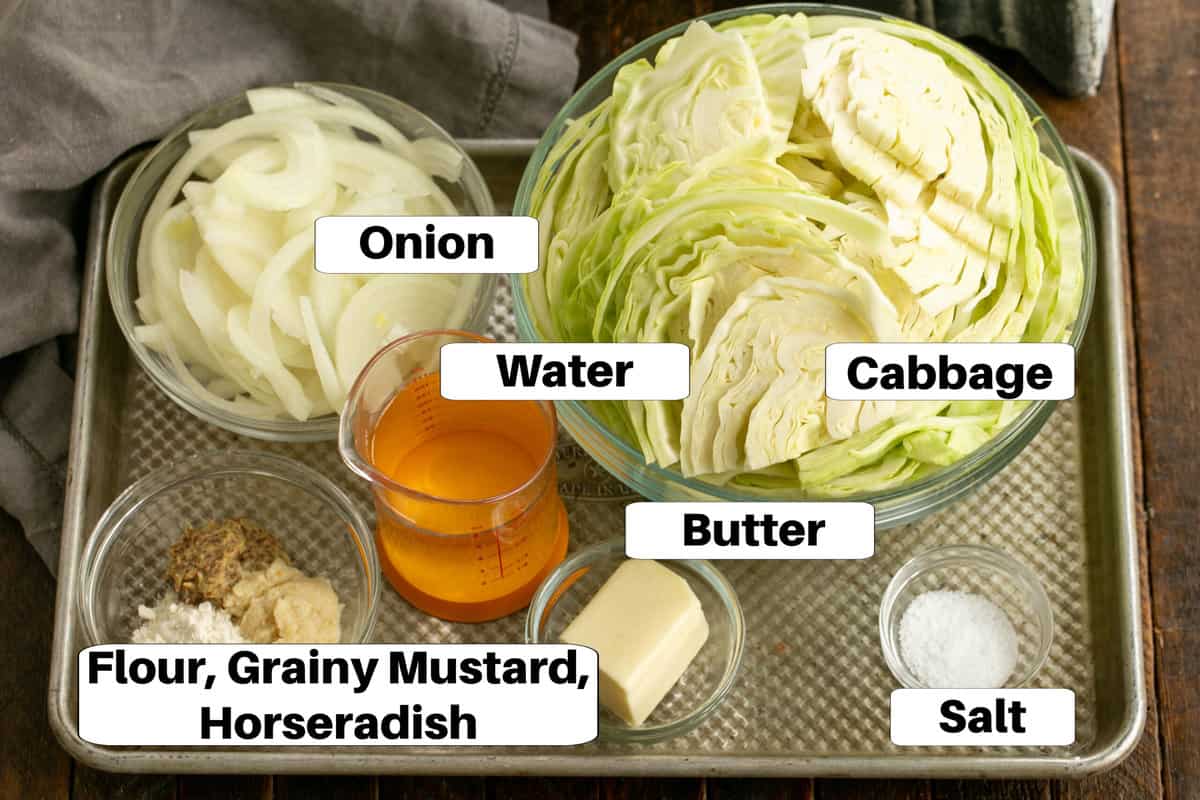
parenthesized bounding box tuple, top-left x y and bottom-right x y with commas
(0, 0, 578, 573)
(854, 0, 1115, 96)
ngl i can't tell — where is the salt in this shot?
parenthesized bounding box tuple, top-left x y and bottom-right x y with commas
(898, 589, 1018, 688)
(131, 591, 246, 644)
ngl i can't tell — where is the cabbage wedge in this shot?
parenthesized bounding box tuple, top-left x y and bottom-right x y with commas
(526, 13, 1085, 496)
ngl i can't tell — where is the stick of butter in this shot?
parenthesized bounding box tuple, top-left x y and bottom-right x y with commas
(560, 559, 709, 726)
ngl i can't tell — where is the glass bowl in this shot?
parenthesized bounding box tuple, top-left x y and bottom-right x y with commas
(510, 4, 1097, 528)
(525, 539, 745, 743)
(879, 544, 1054, 688)
(77, 450, 380, 645)
(108, 81, 498, 442)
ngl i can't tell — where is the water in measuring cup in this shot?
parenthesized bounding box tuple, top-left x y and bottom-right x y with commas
(367, 372, 568, 622)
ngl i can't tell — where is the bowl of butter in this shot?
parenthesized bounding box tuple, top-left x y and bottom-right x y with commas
(525, 539, 745, 743)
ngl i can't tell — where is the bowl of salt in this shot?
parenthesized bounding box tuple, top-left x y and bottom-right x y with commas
(878, 544, 1054, 689)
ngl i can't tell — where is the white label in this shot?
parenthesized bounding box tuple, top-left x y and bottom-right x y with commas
(890, 689, 1075, 746)
(825, 343, 1075, 401)
(79, 644, 597, 746)
(314, 216, 538, 274)
(625, 502, 874, 560)
(440, 342, 691, 401)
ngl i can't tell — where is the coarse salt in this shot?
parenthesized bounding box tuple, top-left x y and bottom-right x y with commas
(131, 591, 245, 644)
(898, 589, 1018, 688)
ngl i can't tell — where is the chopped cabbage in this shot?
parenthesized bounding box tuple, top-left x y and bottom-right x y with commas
(526, 13, 1086, 495)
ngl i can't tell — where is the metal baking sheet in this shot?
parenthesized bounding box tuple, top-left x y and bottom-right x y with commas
(48, 142, 1144, 778)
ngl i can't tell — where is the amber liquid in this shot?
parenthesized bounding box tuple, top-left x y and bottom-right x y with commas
(368, 372, 568, 622)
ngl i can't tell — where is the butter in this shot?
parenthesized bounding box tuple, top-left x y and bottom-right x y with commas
(560, 559, 709, 726)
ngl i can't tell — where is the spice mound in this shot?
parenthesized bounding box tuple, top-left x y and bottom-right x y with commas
(898, 589, 1018, 688)
(168, 517, 290, 605)
(133, 517, 342, 644)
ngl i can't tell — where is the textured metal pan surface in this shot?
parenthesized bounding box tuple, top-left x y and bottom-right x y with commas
(48, 142, 1143, 777)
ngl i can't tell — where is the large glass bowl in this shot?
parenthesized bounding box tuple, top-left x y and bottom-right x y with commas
(511, 4, 1096, 529)
(108, 82, 498, 442)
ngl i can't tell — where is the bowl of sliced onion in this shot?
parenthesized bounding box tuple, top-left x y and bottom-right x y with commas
(108, 82, 497, 441)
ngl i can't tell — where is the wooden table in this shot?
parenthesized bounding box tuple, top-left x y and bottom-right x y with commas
(3, 1, 1195, 797)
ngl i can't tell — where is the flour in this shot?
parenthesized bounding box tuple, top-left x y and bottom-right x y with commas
(131, 591, 246, 644)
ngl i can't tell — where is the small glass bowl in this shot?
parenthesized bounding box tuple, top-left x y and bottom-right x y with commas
(879, 544, 1054, 688)
(107, 82, 497, 441)
(525, 539, 745, 743)
(77, 450, 380, 645)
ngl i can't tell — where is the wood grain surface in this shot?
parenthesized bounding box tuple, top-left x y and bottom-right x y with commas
(1116, 0, 1200, 798)
(2, 0, 1191, 798)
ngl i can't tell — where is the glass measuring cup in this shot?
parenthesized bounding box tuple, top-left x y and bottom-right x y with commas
(339, 330, 569, 622)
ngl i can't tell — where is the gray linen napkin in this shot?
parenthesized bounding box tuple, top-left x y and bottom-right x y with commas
(850, 0, 1115, 96)
(0, 0, 578, 573)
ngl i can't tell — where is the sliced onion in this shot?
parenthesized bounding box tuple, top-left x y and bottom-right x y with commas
(249, 229, 313, 340)
(412, 137, 465, 181)
(215, 118, 332, 211)
(246, 87, 324, 113)
(299, 295, 344, 410)
(334, 276, 465, 388)
(226, 304, 313, 420)
(307, 270, 360, 342)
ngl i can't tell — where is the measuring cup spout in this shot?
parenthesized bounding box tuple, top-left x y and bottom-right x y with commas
(338, 402, 375, 485)
(339, 329, 486, 491)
